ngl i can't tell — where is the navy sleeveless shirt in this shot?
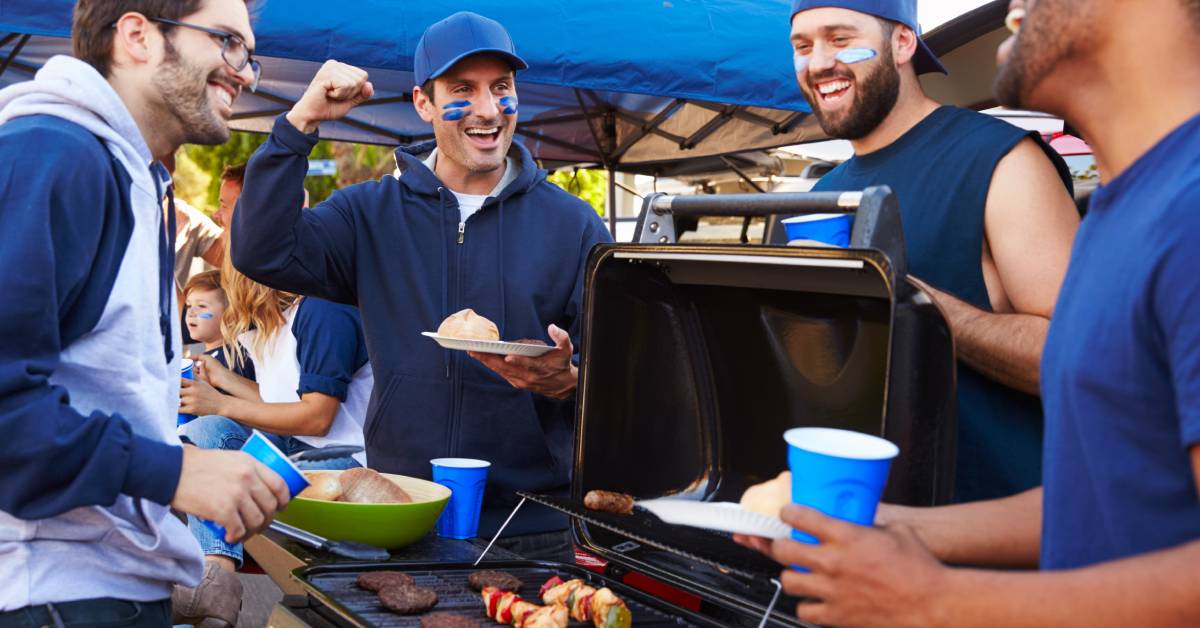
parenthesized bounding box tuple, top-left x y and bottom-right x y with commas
(813, 106, 1072, 502)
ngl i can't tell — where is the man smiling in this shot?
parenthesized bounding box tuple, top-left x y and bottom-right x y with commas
(231, 12, 611, 560)
(0, 1, 287, 626)
(788, 0, 1080, 502)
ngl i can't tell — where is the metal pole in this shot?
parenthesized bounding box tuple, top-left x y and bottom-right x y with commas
(607, 167, 617, 236)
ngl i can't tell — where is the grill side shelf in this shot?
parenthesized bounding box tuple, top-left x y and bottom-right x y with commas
(518, 493, 783, 581)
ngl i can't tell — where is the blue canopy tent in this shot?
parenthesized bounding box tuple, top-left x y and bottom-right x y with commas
(0, 1, 823, 172)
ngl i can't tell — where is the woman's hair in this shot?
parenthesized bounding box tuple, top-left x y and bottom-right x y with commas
(182, 270, 225, 303)
(220, 240, 299, 368)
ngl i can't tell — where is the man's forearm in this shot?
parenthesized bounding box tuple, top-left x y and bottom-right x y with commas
(934, 540, 1200, 627)
(927, 285, 1047, 395)
(882, 488, 1042, 568)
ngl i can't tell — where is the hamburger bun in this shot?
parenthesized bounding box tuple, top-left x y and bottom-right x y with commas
(437, 308, 499, 341)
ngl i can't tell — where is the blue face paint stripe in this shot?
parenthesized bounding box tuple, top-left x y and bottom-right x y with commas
(197, 312, 214, 320)
(441, 99, 471, 121)
(793, 47, 878, 74)
(498, 96, 518, 116)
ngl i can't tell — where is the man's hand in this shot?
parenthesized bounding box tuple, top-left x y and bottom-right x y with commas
(171, 446, 291, 544)
(286, 60, 374, 134)
(761, 505, 949, 627)
(179, 376, 230, 417)
(468, 324, 578, 400)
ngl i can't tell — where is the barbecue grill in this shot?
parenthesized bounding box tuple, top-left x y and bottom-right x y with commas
(278, 186, 957, 627)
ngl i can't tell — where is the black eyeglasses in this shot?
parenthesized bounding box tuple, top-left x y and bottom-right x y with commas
(148, 17, 261, 92)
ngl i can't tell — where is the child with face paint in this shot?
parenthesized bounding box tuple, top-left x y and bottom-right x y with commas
(183, 270, 257, 382)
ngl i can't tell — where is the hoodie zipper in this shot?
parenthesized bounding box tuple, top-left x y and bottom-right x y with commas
(458, 221, 466, 244)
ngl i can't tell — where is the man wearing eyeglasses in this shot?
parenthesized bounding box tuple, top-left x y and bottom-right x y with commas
(0, 2, 283, 627)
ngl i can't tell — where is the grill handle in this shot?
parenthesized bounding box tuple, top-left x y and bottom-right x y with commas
(631, 185, 908, 276)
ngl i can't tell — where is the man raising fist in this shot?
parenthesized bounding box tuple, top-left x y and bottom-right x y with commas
(231, 12, 611, 561)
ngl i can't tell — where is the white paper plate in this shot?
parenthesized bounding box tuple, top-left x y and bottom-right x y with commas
(421, 332, 556, 357)
(636, 499, 792, 539)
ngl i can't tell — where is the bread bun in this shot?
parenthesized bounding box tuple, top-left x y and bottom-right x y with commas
(740, 471, 791, 518)
(437, 308, 499, 341)
(339, 467, 413, 504)
(299, 472, 343, 501)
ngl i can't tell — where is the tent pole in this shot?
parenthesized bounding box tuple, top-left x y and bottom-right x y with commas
(607, 167, 617, 236)
(0, 34, 30, 79)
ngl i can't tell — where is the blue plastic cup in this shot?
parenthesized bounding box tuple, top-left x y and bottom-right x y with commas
(431, 458, 490, 539)
(204, 430, 309, 541)
(782, 214, 852, 247)
(178, 359, 196, 426)
(785, 427, 899, 545)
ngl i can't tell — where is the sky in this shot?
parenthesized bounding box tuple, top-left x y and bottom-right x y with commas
(920, 0, 994, 31)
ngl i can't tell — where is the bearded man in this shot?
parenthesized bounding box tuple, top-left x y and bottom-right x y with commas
(0, 1, 288, 626)
(738, 0, 1200, 624)
(788, 0, 1081, 502)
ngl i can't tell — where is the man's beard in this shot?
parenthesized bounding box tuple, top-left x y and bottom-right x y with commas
(151, 36, 231, 146)
(805, 47, 901, 140)
(994, 0, 1091, 109)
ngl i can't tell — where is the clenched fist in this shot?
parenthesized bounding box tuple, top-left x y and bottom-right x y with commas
(286, 60, 375, 133)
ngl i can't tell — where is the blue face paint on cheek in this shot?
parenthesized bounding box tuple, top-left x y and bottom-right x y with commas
(441, 100, 471, 121)
(197, 312, 214, 320)
(498, 96, 518, 116)
(834, 47, 878, 64)
(794, 47, 878, 75)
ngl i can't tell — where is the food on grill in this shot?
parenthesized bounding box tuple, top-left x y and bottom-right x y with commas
(355, 571, 415, 592)
(468, 569, 523, 592)
(1005, 7, 1025, 33)
(538, 578, 631, 627)
(589, 588, 632, 628)
(739, 470, 791, 518)
(481, 587, 568, 627)
(298, 472, 344, 501)
(540, 578, 584, 605)
(583, 490, 635, 515)
(438, 308, 500, 341)
(378, 583, 438, 614)
(420, 612, 477, 628)
(339, 467, 413, 504)
(522, 604, 568, 628)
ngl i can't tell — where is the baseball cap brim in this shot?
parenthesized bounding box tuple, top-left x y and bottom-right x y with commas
(424, 49, 529, 83)
(913, 38, 947, 75)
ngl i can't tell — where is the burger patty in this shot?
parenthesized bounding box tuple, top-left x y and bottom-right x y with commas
(467, 570, 523, 592)
(356, 571, 415, 592)
(419, 611, 478, 628)
(378, 584, 439, 615)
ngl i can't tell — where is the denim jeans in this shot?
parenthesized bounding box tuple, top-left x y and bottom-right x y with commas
(178, 415, 359, 565)
(0, 598, 171, 628)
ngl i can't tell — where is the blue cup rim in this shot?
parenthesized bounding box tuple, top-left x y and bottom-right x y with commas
(430, 457, 491, 469)
(244, 430, 309, 490)
(781, 213, 849, 224)
(784, 427, 899, 461)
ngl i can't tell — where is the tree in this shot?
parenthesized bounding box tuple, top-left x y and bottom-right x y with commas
(548, 168, 606, 217)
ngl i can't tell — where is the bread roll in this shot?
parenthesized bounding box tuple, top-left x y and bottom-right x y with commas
(437, 308, 499, 341)
(339, 467, 413, 504)
(740, 471, 791, 518)
(299, 472, 343, 501)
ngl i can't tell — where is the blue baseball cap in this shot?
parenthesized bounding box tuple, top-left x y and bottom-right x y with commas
(414, 12, 528, 86)
(790, 0, 948, 75)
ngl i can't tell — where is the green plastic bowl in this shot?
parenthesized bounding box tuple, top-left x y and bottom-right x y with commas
(276, 470, 451, 549)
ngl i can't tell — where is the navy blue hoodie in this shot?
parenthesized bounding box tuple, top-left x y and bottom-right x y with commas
(233, 115, 611, 535)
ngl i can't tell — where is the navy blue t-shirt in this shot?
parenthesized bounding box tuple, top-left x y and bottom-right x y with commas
(813, 106, 1072, 502)
(291, 298, 369, 401)
(1041, 113, 1200, 569)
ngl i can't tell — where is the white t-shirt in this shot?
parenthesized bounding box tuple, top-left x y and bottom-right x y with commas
(450, 191, 488, 224)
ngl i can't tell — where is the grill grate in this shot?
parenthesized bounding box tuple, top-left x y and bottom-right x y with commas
(300, 562, 714, 627)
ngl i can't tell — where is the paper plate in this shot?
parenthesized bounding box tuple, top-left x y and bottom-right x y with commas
(421, 332, 556, 357)
(636, 499, 793, 539)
